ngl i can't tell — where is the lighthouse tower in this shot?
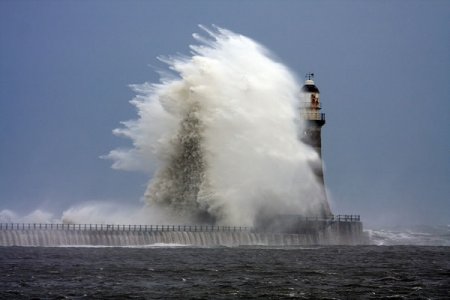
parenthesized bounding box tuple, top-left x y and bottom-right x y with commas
(300, 73, 332, 217)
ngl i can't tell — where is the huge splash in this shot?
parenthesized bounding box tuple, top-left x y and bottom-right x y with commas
(106, 26, 325, 226)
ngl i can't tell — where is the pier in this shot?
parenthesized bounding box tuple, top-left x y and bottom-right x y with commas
(0, 215, 366, 247)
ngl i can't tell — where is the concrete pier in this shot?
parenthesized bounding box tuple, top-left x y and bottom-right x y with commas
(0, 217, 366, 247)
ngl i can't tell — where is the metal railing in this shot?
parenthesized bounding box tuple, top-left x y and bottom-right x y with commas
(271, 215, 360, 223)
(0, 216, 360, 232)
(332, 215, 360, 222)
(299, 102, 322, 109)
(0, 223, 252, 232)
(300, 111, 325, 121)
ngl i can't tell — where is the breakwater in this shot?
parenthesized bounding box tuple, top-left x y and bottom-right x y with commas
(0, 216, 366, 247)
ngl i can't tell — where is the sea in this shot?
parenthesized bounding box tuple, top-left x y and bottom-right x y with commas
(1, 244, 449, 299)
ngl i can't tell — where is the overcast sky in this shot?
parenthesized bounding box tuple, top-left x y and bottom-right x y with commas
(0, 0, 449, 227)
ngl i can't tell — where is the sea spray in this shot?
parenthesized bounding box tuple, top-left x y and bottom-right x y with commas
(106, 26, 325, 226)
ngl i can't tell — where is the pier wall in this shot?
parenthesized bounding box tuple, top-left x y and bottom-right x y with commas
(0, 220, 366, 247)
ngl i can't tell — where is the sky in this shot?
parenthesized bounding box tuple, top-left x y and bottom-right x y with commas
(0, 0, 449, 227)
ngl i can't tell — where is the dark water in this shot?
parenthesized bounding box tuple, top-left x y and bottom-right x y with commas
(1, 246, 449, 299)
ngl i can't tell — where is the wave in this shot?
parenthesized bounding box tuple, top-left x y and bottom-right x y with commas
(366, 225, 450, 246)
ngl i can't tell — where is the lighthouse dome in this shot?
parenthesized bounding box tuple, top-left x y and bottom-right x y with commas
(301, 80, 320, 93)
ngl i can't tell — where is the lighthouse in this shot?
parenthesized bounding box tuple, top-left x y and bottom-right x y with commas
(300, 73, 332, 217)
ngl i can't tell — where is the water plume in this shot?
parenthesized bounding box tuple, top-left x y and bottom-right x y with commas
(0, 209, 57, 224)
(60, 203, 179, 225)
(106, 26, 325, 226)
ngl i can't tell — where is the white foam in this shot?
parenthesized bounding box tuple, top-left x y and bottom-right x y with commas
(105, 26, 324, 226)
(366, 227, 450, 246)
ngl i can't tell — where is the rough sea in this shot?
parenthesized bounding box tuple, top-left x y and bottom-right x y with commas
(1, 245, 449, 299)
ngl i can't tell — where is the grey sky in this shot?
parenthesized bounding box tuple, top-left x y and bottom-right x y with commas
(0, 0, 449, 227)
